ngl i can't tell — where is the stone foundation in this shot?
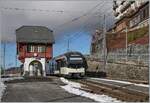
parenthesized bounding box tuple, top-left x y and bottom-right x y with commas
(87, 60, 149, 82)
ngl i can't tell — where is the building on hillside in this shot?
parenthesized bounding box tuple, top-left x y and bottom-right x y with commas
(128, 1, 149, 30)
(16, 26, 55, 77)
(113, 0, 147, 20)
(106, 1, 149, 63)
(109, 1, 149, 45)
(112, 1, 149, 33)
(90, 29, 104, 58)
(90, 1, 149, 63)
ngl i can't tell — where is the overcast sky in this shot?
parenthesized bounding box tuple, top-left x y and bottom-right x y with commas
(0, 0, 115, 68)
(0, 0, 115, 42)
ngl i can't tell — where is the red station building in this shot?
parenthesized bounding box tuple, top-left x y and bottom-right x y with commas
(16, 26, 55, 76)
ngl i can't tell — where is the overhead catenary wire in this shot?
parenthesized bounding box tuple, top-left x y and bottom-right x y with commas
(1, 1, 115, 68)
(54, 1, 111, 45)
(0, 1, 112, 31)
(56, 3, 113, 48)
(62, 12, 113, 53)
(0, 7, 82, 13)
(54, 1, 107, 29)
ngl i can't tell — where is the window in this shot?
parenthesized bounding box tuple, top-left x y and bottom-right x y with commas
(37, 46, 45, 52)
(27, 45, 35, 52)
(129, 15, 141, 28)
(27, 45, 46, 52)
(143, 7, 149, 20)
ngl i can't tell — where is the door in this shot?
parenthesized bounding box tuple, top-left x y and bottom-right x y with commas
(29, 60, 43, 76)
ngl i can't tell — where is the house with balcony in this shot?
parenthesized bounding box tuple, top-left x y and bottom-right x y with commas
(112, 1, 149, 39)
(113, 0, 146, 20)
(106, 1, 149, 63)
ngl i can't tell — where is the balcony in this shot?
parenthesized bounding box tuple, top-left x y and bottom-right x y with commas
(120, 1, 131, 13)
(121, 1, 125, 5)
(113, 4, 118, 11)
(124, 8, 135, 17)
(114, 12, 119, 17)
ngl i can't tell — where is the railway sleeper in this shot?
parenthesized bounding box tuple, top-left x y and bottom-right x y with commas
(77, 80, 149, 102)
(85, 79, 148, 96)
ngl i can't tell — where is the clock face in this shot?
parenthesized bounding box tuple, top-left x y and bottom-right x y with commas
(34, 53, 38, 57)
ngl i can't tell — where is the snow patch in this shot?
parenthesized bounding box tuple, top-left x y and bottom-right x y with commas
(60, 77, 122, 102)
(60, 77, 81, 88)
(1, 76, 24, 82)
(91, 78, 149, 88)
(0, 81, 6, 101)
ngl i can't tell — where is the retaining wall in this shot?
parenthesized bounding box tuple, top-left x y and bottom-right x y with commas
(87, 60, 149, 82)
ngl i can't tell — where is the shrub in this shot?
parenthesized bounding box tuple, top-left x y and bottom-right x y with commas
(128, 26, 149, 43)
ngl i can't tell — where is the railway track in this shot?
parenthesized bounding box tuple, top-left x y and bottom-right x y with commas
(3, 76, 148, 102)
(70, 78, 149, 102)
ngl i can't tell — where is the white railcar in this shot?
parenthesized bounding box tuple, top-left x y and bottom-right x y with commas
(48, 51, 88, 78)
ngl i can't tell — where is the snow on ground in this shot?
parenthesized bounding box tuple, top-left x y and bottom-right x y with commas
(0, 76, 24, 101)
(90, 78, 149, 88)
(60, 77, 123, 103)
(0, 81, 6, 101)
(1, 76, 24, 82)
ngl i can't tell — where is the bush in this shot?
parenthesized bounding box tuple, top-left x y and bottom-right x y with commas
(0, 67, 4, 75)
(128, 26, 149, 43)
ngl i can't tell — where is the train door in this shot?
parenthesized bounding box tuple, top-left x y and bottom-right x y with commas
(57, 60, 61, 70)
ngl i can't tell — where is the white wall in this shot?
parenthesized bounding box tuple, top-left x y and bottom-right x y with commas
(24, 58, 46, 76)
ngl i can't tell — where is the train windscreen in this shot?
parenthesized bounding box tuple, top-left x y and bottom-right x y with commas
(68, 56, 84, 68)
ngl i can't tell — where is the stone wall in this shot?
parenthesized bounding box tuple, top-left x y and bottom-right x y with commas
(90, 44, 149, 65)
(107, 44, 149, 65)
(86, 60, 149, 82)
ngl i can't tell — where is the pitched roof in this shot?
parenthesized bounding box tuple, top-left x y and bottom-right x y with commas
(16, 26, 55, 43)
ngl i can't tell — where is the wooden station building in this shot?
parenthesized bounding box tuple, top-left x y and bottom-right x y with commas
(16, 26, 55, 76)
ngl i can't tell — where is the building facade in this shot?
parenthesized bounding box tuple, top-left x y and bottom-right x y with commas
(90, 29, 104, 58)
(91, 1, 149, 63)
(107, 0, 149, 63)
(16, 26, 55, 76)
(113, 0, 149, 33)
(113, 0, 147, 20)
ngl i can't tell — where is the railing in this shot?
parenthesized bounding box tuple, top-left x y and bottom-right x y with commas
(88, 53, 149, 66)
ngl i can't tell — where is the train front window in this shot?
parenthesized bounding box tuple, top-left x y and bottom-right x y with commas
(67, 56, 84, 68)
(69, 57, 82, 60)
(68, 63, 84, 68)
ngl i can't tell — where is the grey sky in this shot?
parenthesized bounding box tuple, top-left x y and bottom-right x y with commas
(0, 0, 115, 43)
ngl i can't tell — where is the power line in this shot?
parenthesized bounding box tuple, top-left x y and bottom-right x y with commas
(57, 6, 113, 49)
(0, 7, 80, 13)
(66, 10, 113, 53)
(64, 2, 112, 38)
(54, 1, 106, 29)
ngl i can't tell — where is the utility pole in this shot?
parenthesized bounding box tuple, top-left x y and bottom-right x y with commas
(3, 42, 6, 75)
(103, 14, 107, 71)
(67, 38, 69, 52)
(125, 26, 128, 61)
(15, 50, 17, 68)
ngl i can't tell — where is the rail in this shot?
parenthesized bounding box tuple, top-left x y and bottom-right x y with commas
(70, 78, 149, 102)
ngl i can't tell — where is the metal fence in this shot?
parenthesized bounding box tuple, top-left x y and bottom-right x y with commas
(107, 53, 149, 65)
(88, 52, 149, 66)
(89, 44, 149, 66)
